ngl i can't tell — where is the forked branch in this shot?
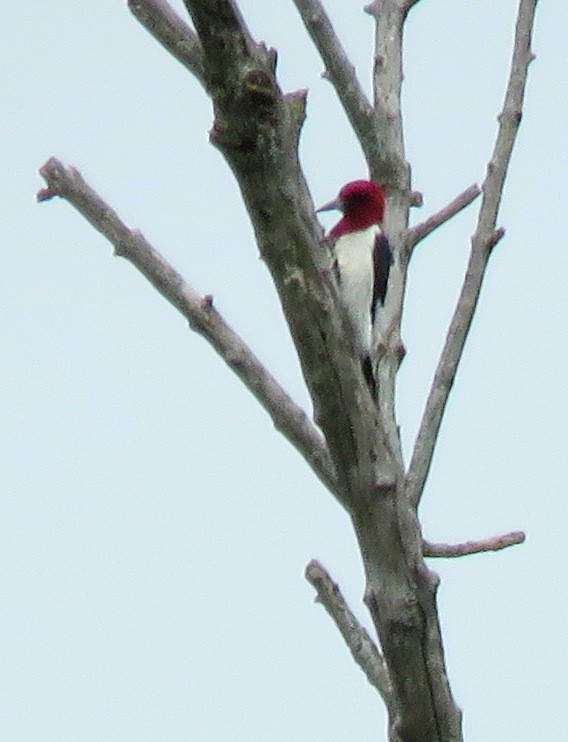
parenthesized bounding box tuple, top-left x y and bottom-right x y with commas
(406, 0, 538, 508)
(37, 157, 341, 503)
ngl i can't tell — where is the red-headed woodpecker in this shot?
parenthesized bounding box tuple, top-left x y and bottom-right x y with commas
(317, 180, 392, 388)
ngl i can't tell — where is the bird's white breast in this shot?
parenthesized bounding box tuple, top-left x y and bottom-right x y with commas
(334, 224, 381, 354)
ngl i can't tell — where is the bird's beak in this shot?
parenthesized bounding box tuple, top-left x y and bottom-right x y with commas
(316, 197, 340, 213)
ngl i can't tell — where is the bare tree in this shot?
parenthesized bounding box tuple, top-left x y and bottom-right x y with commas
(37, 1, 538, 739)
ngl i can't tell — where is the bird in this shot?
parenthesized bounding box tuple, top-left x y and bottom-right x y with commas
(317, 179, 392, 390)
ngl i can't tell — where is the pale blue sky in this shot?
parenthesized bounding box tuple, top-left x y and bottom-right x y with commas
(2, 1, 567, 740)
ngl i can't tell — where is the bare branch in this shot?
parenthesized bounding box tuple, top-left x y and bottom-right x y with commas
(406, 184, 481, 254)
(127, 0, 206, 87)
(291, 0, 381, 167)
(423, 531, 526, 558)
(305, 559, 392, 706)
(406, 0, 538, 508)
(367, 0, 414, 484)
(368, 0, 410, 187)
(37, 157, 343, 504)
(183, 0, 401, 505)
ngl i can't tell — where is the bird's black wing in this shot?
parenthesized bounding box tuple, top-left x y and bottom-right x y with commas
(371, 232, 393, 318)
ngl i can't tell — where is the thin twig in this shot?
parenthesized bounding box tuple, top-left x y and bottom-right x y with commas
(305, 559, 392, 705)
(423, 530, 526, 558)
(127, 0, 206, 88)
(406, 184, 481, 255)
(406, 0, 538, 508)
(37, 157, 342, 503)
(291, 0, 381, 167)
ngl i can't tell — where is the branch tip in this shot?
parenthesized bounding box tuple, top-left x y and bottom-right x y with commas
(363, 586, 374, 607)
(37, 187, 57, 203)
(409, 190, 423, 208)
(423, 530, 525, 558)
(487, 226, 506, 251)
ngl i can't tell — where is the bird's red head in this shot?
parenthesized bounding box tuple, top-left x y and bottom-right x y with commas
(318, 180, 386, 239)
